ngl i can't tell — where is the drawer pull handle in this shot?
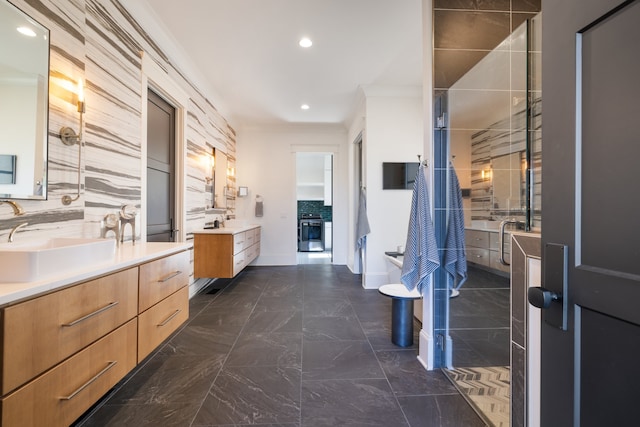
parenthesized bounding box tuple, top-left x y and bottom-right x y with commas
(62, 302, 119, 327)
(60, 361, 118, 401)
(158, 270, 182, 283)
(158, 309, 182, 327)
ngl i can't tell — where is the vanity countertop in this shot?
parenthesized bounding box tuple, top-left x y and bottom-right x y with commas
(0, 241, 192, 307)
(385, 252, 404, 269)
(465, 225, 500, 232)
(193, 225, 260, 235)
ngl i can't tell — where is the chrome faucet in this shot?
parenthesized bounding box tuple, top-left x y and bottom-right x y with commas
(8, 222, 28, 243)
(0, 200, 24, 216)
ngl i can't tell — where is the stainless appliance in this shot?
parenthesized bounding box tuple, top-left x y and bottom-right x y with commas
(298, 213, 324, 252)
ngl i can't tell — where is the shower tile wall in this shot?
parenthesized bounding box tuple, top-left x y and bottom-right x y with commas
(1, 1, 236, 280)
(434, 0, 542, 228)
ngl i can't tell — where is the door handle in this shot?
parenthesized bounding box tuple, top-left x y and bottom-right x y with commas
(498, 219, 524, 265)
(527, 287, 561, 309)
(532, 243, 569, 330)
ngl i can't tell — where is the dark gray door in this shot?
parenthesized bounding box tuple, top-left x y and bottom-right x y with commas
(536, 0, 640, 425)
(146, 89, 176, 242)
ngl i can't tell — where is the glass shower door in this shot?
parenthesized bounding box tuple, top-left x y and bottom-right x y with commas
(433, 10, 542, 425)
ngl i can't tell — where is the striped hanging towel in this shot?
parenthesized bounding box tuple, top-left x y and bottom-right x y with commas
(401, 164, 440, 293)
(443, 163, 467, 291)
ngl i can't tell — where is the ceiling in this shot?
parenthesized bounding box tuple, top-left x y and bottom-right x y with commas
(122, 0, 423, 128)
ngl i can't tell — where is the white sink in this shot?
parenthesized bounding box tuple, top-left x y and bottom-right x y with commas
(0, 238, 116, 283)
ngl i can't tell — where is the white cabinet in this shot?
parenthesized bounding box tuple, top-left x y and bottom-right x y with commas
(324, 155, 332, 206)
(296, 153, 332, 205)
(465, 228, 510, 274)
(324, 221, 332, 250)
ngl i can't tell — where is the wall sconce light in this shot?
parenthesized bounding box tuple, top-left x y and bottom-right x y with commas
(481, 168, 492, 180)
(203, 152, 214, 184)
(60, 78, 85, 205)
(60, 78, 85, 146)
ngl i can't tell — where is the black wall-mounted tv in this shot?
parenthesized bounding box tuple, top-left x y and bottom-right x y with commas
(382, 162, 420, 189)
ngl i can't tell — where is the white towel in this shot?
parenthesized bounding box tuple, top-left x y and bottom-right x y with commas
(444, 164, 467, 291)
(401, 165, 440, 293)
(356, 187, 371, 249)
(255, 195, 264, 217)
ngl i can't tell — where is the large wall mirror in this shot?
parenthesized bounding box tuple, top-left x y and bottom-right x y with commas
(213, 148, 227, 209)
(0, 0, 49, 199)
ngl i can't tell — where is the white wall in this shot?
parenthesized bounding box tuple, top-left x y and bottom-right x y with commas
(234, 124, 348, 266)
(360, 86, 424, 288)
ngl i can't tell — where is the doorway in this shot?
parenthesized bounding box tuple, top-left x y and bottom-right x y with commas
(146, 88, 176, 242)
(295, 152, 333, 264)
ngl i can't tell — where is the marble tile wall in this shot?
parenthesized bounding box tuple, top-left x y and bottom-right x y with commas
(0, 0, 236, 283)
(469, 96, 541, 223)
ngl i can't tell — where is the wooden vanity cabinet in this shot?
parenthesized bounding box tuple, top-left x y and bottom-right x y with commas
(0, 249, 190, 427)
(1, 320, 137, 427)
(139, 250, 189, 312)
(138, 286, 189, 361)
(137, 250, 190, 361)
(1, 268, 138, 395)
(194, 226, 261, 279)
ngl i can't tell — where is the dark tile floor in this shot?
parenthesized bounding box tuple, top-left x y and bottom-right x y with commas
(75, 265, 486, 426)
(450, 266, 511, 367)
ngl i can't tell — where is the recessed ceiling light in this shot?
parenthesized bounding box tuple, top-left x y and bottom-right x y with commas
(17, 26, 36, 37)
(301, 104, 310, 110)
(299, 37, 312, 48)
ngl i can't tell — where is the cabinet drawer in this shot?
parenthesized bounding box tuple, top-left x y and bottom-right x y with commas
(245, 243, 259, 265)
(253, 227, 261, 242)
(465, 229, 490, 249)
(139, 251, 189, 312)
(2, 268, 138, 395)
(138, 287, 189, 362)
(490, 251, 511, 273)
(233, 232, 246, 254)
(245, 229, 256, 247)
(466, 247, 490, 266)
(233, 251, 246, 277)
(1, 319, 137, 427)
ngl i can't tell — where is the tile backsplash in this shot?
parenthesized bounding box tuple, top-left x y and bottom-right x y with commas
(297, 201, 332, 222)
